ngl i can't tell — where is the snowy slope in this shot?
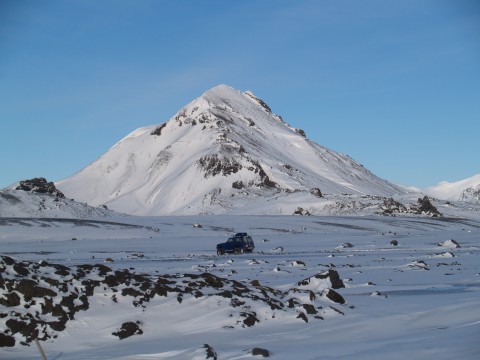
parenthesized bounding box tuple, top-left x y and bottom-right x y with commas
(424, 173, 480, 203)
(0, 189, 117, 218)
(56, 85, 404, 215)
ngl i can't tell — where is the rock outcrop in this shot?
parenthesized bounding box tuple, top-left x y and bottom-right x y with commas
(0, 256, 347, 347)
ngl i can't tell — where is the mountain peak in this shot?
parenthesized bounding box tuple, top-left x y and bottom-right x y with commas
(56, 86, 404, 215)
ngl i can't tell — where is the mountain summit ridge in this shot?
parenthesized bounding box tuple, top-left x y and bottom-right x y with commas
(56, 85, 404, 215)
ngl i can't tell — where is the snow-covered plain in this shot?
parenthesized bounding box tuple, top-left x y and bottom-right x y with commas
(1, 213, 479, 359)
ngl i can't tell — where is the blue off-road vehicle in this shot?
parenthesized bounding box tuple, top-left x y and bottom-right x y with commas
(216, 233, 255, 255)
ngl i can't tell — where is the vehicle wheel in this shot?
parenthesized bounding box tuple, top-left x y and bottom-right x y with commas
(234, 248, 240, 255)
(217, 249, 224, 255)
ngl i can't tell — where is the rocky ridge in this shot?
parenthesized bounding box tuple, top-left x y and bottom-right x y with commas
(0, 255, 346, 348)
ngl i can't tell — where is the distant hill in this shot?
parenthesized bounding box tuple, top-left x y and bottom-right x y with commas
(424, 174, 480, 203)
(0, 177, 116, 218)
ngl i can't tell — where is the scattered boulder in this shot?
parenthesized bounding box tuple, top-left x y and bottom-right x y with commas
(390, 240, 398, 246)
(293, 207, 311, 216)
(408, 260, 429, 270)
(292, 260, 306, 267)
(411, 196, 441, 217)
(241, 312, 259, 327)
(310, 188, 323, 198)
(252, 347, 271, 357)
(232, 181, 244, 189)
(297, 269, 345, 290)
(370, 291, 388, 298)
(112, 321, 143, 339)
(322, 288, 345, 304)
(438, 239, 460, 248)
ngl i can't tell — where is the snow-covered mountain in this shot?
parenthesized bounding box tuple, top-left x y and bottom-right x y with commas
(424, 173, 480, 203)
(56, 85, 404, 215)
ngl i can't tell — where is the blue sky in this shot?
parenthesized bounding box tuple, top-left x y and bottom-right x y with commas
(1, 0, 479, 189)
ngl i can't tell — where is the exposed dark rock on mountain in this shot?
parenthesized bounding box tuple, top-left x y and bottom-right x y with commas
(198, 154, 242, 178)
(151, 122, 167, 136)
(204, 344, 218, 359)
(310, 188, 323, 198)
(461, 186, 480, 202)
(16, 177, 65, 198)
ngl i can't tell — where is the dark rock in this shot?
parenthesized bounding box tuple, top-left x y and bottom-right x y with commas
(323, 289, 345, 304)
(6, 318, 37, 339)
(297, 311, 308, 323)
(0, 333, 15, 347)
(204, 344, 217, 359)
(150, 122, 167, 136)
(241, 312, 259, 327)
(292, 260, 306, 266)
(412, 196, 441, 217)
(112, 321, 143, 339)
(250, 279, 261, 287)
(244, 92, 272, 113)
(257, 167, 277, 188)
(298, 269, 345, 289)
(48, 320, 67, 332)
(1, 256, 16, 266)
(390, 240, 398, 246)
(302, 304, 317, 314)
(201, 273, 224, 288)
(122, 287, 143, 298)
(310, 188, 323, 198)
(0, 292, 21, 307)
(252, 347, 270, 357)
(15, 279, 56, 298)
(15, 177, 65, 198)
(230, 298, 245, 307)
(380, 197, 407, 214)
(293, 207, 311, 216)
(198, 154, 242, 178)
(232, 181, 244, 189)
(295, 128, 306, 137)
(13, 263, 30, 276)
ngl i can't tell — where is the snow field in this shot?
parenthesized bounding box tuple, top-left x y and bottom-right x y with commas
(1, 214, 480, 359)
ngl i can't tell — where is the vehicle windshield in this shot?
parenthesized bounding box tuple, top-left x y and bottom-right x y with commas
(227, 238, 234, 243)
